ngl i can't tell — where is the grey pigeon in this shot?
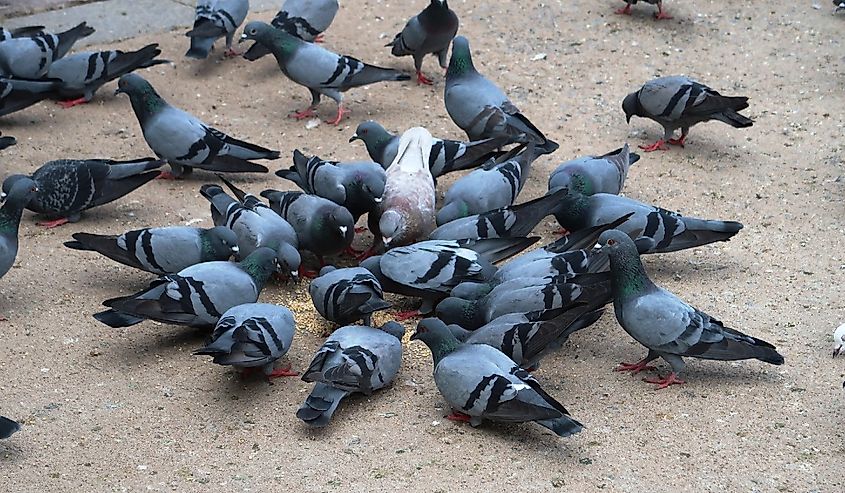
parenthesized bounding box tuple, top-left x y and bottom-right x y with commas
(435, 273, 611, 330)
(596, 230, 784, 389)
(64, 225, 239, 275)
(194, 303, 298, 378)
(435, 144, 537, 226)
(0, 416, 20, 439)
(309, 265, 391, 326)
(46, 43, 170, 108)
(1, 157, 164, 228)
(243, 0, 339, 59)
(616, 0, 672, 19)
(622, 75, 753, 152)
(260, 189, 354, 263)
(0, 22, 95, 78)
(0, 178, 38, 280)
(0, 76, 62, 117)
(379, 127, 436, 249)
(350, 120, 508, 179)
(386, 0, 459, 85)
(201, 181, 301, 277)
(240, 21, 411, 125)
(93, 247, 279, 328)
(412, 318, 582, 436)
(297, 321, 404, 427)
(444, 36, 558, 155)
(551, 187, 743, 254)
(185, 0, 249, 59)
(276, 149, 385, 222)
(116, 73, 278, 178)
(0, 132, 14, 150)
(548, 144, 639, 196)
(0, 25, 45, 42)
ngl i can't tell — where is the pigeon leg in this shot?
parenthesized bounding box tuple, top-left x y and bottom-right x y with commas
(57, 97, 89, 109)
(289, 107, 317, 120)
(416, 70, 434, 85)
(313, 34, 325, 43)
(615, 360, 657, 374)
(298, 265, 318, 279)
(325, 104, 351, 125)
(36, 217, 70, 228)
(223, 47, 242, 58)
(668, 131, 687, 146)
(156, 171, 180, 180)
(394, 310, 423, 322)
(446, 411, 472, 423)
(615, 4, 633, 15)
(643, 372, 685, 389)
(654, 3, 673, 20)
(267, 364, 299, 379)
(639, 140, 669, 152)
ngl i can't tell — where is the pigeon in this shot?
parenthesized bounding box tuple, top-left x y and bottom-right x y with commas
(0, 76, 62, 118)
(837, 0, 845, 13)
(360, 237, 537, 317)
(201, 181, 301, 277)
(193, 303, 299, 378)
(492, 248, 609, 287)
(435, 273, 611, 330)
(548, 144, 639, 196)
(350, 120, 508, 179)
(0, 25, 45, 42)
(309, 265, 391, 326)
(832, 323, 845, 357)
(297, 321, 404, 427)
(596, 230, 784, 389)
(435, 143, 537, 226)
(446, 306, 605, 370)
(115, 73, 278, 178)
(622, 76, 753, 152)
(185, 0, 249, 59)
(379, 127, 436, 249)
(0, 416, 20, 439)
(444, 36, 558, 155)
(93, 247, 279, 328)
(412, 318, 583, 436)
(239, 21, 411, 125)
(45, 43, 170, 108)
(260, 189, 354, 263)
(243, 0, 339, 59)
(276, 150, 385, 222)
(615, 0, 672, 20)
(0, 22, 95, 78)
(64, 226, 239, 275)
(0, 178, 38, 280)
(386, 0, 459, 85)
(550, 187, 743, 254)
(0, 132, 14, 150)
(1, 157, 164, 228)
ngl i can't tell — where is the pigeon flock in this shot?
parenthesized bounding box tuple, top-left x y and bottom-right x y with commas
(1, 0, 797, 442)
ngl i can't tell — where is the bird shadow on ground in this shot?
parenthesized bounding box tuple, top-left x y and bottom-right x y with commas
(457, 421, 584, 459)
(105, 326, 209, 367)
(0, 442, 24, 465)
(643, 254, 742, 282)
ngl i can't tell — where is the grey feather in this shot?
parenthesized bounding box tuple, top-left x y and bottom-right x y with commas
(309, 265, 391, 326)
(0, 22, 94, 78)
(548, 144, 639, 196)
(260, 189, 354, 258)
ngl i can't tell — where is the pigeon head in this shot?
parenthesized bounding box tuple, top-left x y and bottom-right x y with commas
(379, 210, 404, 247)
(447, 36, 474, 79)
(595, 230, 651, 299)
(550, 171, 592, 196)
(434, 297, 485, 329)
(411, 318, 461, 364)
(318, 265, 338, 277)
(240, 21, 298, 58)
(349, 120, 392, 149)
(326, 205, 355, 244)
(239, 247, 280, 287)
(0, 177, 37, 233)
(449, 281, 493, 301)
(203, 226, 240, 260)
(379, 321, 406, 340)
(115, 74, 166, 124)
(1, 174, 34, 201)
(275, 242, 302, 281)
(360, 174, 385, 206)
(622, 92, 642, 124)
(834, 323, 845, 358)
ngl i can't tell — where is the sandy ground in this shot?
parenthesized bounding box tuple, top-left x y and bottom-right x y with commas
(0, 0, 843, 491)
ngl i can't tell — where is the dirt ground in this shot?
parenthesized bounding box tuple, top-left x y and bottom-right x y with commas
(0, 0, 843, 491)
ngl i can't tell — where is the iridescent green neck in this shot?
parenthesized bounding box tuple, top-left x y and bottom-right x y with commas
(608, 250, 651, 300)
(128, 84, 166, 126)
(571, 174, 593, 196)
(0, 203, 23, 235)
(447, 50, 473, 78)
(260, 29, 298, 61)
(240, 255, 274, 290)
(554, 191, 589, 229)
(429, 334, 461, 366)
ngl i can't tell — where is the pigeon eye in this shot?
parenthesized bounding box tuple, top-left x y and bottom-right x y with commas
(250, 29, 257, 35)
(607, 239, 616, 246)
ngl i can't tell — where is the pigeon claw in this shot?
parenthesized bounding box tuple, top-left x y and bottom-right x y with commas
(267, 364, 299, 379)
(615, 360, 657, 374)
(57, 97, 88, 109)
(446, 411, 472, 423)
(36, 217, 70, 228)
(325, 105, 350, 125)
(643, 372, 686, 390)
(416, 71, 434, 85)
(639, 140, 669, 152)
(223, 47, 242, 58)
(313, 34, 325, 43)
(156, 171, 179, 180)
(654, 7, 673, 20)
(667, 135, 686, 147)
(289, 107, 317, 120)
(615, 5, 633, 15)
(394, 310, 422, 322)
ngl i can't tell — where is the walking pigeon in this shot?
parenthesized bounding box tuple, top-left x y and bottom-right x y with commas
(185, 0, 249, 59)
(622, 76, 753, 152)
(1, 157, 164, 228)
(386, 0, 459, 85)
(239, 21, 410, 125)
(93, 247, 279, 328)
(64, 226, 239, 275)
(0, 416, 20, 439)
(0, 178, 38, 280)
(115, 73, 278, 178)
(444, 36, 558, 154)
(412, 318, 583, 436)
(595, 230, 784, 389)
(548, 144, 639, 196)
(243, 0, 339, 59)
(194, 303, 299, 379)
(0, 76, 62, 118)
(309, 265, 391, 326)
(0, 22, 95, 78)
(615, 0, 672, 20)
(297, 321, 404, 427)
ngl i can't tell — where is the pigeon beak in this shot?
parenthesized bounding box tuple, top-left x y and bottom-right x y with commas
(114, 86, 125, 96)
(625, 114, 631, 124)
(290, 270, 299, 282)
(231, 246, 239, 254)
(339, 225, 348, 236)
(382, 236, 393, 247)
(0, 192, 6, 201)
(348, 134, 359, 143)
(835, 345, 843, 358)
(238, 33, 248, 44)
(373, 196, 382, 203)
(590, 243, 602, 255)
(409, 330, 420, 341)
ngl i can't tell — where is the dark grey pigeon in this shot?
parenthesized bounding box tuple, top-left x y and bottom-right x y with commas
(260, 189, 354, 262)
(185, 0, 249, 59)
(622, 75, 753, 152)
(46, 43, 170, 108)
(64, 225, 239, 275)
(0, 25, 45, 42)
(1, 157, 164, 228)
(444, 36, 558, 155)
(0, 76, 62, 118)
(551, 187, 743, 254)
(297, 321, 404, 427)
(0, 415, 20, 439)
(240, 21, 410, 125)
(435, 273, 611, 330)
(0, 132, 14, 150)
(436, 144, 537, 225)
(548, 144, 639, 196)
(0, 22, 95, 78)
(93, 247, 279, 329)
(115, 73, 278, 178)
(276, 150, 385, 222)
(386, 0, 459, 85)
(0, 178, 38, 280)
(596, 230, 784, 389)
(412, 318, 582, 436)
(350, 120, 508, 179)
(243, 0, 339, 59)
(309, 265, 391, 326)
(615, 0, 672, 20)
(194, 303, 299, 379)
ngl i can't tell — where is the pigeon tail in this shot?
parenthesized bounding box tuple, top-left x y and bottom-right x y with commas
(0, 415, 20, 439)
(296, 383, 350, 427)
(346, 63, 411, 87)
(55, 22, 95, 59)
(104, 44, 170, 81)
(535, 416, 583, 437)
(713, 108, 754, 128)
(93, 308, 145, 328)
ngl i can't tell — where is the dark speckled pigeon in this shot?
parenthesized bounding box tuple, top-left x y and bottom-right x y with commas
(0, 22, 94, 78)
(386, 0, 459, 85)
(297, 321, 404, 427)
(243, 0, 338, 59)
(0, 415, 20, 439)
(412, 318, 582, 436)
(309, 265, 391, 326)
(0, 178, 38, 281)
(548, 144, 639, 196)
